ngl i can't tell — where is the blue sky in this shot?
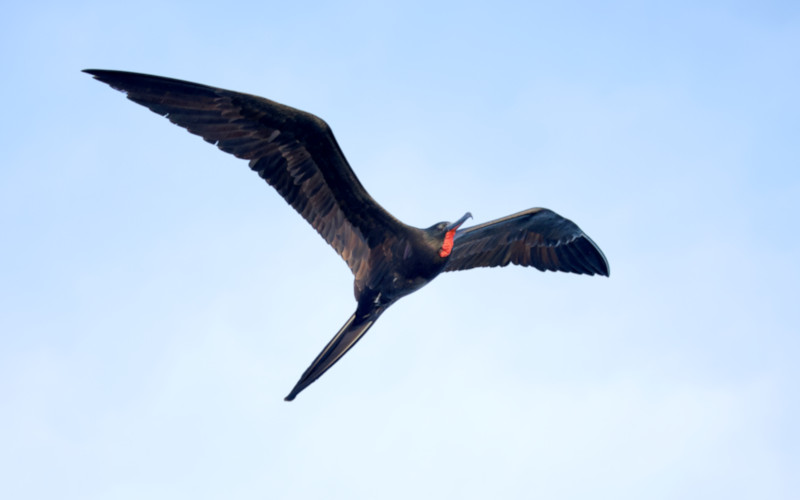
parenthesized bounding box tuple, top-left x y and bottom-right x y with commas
(2, 1, 798, 498)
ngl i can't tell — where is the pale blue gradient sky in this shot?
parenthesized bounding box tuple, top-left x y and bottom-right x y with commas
(2, 1, 799, 499)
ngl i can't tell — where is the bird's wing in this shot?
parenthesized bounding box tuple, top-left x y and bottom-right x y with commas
(85, 69, 407, 280)
(443, 208, 609, 276)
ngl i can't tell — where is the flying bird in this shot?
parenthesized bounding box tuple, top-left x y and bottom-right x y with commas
(84, 69, 610, 401)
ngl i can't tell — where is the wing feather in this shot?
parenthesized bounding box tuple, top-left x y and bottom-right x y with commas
(444, 208, 609, 276)
(85, 69, 407, 282)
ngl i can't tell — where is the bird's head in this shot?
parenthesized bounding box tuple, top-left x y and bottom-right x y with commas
(427, 212, 472, 259)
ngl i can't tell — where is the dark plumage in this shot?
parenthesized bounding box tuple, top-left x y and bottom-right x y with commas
(84, 69, 609, 401)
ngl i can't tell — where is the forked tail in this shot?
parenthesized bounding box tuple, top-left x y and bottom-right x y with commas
(284, 306, 385, 401)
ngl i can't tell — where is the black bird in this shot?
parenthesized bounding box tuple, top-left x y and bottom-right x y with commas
(84, 69, 610, 401)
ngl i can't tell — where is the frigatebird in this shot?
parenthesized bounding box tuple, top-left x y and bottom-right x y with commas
(84, 69, 609, 401)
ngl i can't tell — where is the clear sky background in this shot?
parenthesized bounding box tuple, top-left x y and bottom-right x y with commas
(2, 1, 798, 499)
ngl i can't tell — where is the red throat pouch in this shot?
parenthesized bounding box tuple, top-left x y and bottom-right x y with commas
(439, 229, 456, 258)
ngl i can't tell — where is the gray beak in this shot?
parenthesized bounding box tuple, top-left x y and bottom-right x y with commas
(446, 212, 472, 232)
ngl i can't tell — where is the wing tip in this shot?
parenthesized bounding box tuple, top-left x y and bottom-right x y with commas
(82, 68, 119, 82)
(82, 68, 138, 95)
(593, 250, 610, 278)
(577, 234, 610, 277)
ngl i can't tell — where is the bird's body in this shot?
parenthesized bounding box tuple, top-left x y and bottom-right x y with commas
(85, 69, 609, 401)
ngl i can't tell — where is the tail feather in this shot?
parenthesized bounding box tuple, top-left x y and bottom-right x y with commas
(284, 307, 384, 401)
